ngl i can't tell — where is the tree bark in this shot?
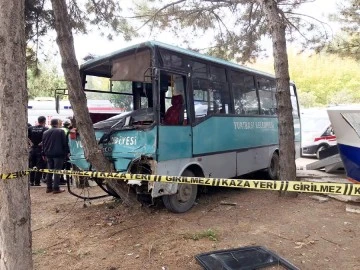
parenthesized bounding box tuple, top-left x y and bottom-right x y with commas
(0, 1, 33, 269)
(258, 0, 297, 183)
(50, 0, 139, 206)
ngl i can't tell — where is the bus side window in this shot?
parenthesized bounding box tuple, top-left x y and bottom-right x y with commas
(232, 71, 259, 115)
(209, 65, 230, 114)
(233, 83, 244, 114)
(192, 78, 230, 120)
(231, 71, 245, 114)
(193, 79, 209, 120)
(162, 73, 187, 125)
(210, 81, 230, 114)
(258, 78, 276, 116)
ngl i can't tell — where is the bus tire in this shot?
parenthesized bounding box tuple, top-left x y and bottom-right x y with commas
(267, 151, 279, 180)
(162, 169, 198, 213)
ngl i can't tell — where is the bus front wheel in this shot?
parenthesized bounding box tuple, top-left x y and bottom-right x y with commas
(267, 152, 279, 180)
(162, 170, 198, 213)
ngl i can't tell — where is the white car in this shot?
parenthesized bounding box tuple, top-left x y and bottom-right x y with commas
(301, 110, 337, 159)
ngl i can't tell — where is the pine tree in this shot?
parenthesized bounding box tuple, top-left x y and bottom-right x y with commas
(0, 0, 33, 269)
(133, 0, 328, 183)
(328, 0, 360, 61)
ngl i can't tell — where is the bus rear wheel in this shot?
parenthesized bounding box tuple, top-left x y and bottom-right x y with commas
(267, 152, 279, 180)
(162, 169, 198, 213)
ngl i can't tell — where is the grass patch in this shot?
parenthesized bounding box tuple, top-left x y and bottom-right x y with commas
(32, 249, 46, 255)
(183, 228, 218, 241)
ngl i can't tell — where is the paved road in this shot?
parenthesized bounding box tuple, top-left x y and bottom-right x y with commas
(296, 157, 317, 168)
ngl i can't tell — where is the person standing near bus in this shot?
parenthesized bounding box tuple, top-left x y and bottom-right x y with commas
(42, 118, 69, 194)
(61, 119, 71, 136)
(60, 119, 72, 185)
(28, 116, 48, 186)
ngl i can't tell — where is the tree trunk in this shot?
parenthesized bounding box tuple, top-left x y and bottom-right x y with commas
(258, 0, 297, 183)
(0, 1, 33, 269)
(50, 0, 139, 206)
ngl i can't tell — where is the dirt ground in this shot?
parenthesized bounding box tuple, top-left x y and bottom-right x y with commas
(31, 174, 360, 270)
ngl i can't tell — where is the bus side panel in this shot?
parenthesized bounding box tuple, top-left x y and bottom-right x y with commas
(157, 152, 237, 178)
(192, 116, 278, 155)
(157, 126, 192, 161)
(69, 128, 157, 171)
(236, 146, 278, 176)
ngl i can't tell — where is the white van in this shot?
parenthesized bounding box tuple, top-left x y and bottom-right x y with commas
(28, 98, 123, 126)
(28, 98, 72, 126)
(301, 109, 337, 159)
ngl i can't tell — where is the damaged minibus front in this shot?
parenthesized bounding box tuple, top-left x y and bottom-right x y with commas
(68, 42, 195, 213)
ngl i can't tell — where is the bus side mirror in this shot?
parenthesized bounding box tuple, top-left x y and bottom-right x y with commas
(56, 95, 60, 114)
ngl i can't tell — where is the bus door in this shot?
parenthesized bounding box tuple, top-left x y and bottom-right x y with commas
(157, 71, 192, 162)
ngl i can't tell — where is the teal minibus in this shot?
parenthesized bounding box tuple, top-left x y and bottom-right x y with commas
(67, 41, 301, 212)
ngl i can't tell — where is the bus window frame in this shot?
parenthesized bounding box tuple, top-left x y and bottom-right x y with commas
(77, 44, 301, 128)
(77, 70, 157, 122)
(228, 69, 261, 117)
(256, 76, 277, 116)
(156, 69, 191, 126)
(188, 60, 236, 124)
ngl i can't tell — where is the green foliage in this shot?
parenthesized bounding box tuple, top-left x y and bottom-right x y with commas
(133, 0, 328, 63)
(183, 229, 218, 242)
(328, 0, 360, 61)
(297, 92, 319, 108)
(27, 62, 65, 99)
(25, 0, 53, 43)
(85, 75, 110, 92)
(84, 77, 133, 111)
(249, 51, 360, 107)
(109, 81, 133, 111)
(25, 0, 138, 66)
(32, 249, 46, 255)
(289, 53, 360, 106)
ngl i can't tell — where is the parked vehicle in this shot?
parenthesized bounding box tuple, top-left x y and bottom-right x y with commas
(300, 109, 336, 159)
(327, 105, 360, 183)
(65, 41, 301, 212)
(28, 98, 123, 126)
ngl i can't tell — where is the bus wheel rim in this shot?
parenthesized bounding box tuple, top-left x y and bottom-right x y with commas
(177, 184, 192, 202)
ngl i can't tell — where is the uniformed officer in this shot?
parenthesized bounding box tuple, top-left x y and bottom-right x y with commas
(28, 116, 48, 186)
(61, 119, 71, 136)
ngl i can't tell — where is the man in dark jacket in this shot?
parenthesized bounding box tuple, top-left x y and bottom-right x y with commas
(28, 116, 48, 186)
(42, 118, 69, 194)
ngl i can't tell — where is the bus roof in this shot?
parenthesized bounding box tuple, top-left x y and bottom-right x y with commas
(80, 41, 275, 79)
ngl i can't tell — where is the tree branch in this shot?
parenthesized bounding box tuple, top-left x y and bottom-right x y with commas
(285, 11, 331, 29)
(136, 0, 186, 31)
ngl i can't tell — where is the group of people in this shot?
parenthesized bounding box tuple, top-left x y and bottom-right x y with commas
(28, 116, 72, 194)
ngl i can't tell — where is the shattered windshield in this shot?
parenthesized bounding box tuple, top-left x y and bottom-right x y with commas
(84, 75, 154, 130)
(82, 49, 154, 130)
(93, 108, 154, 130)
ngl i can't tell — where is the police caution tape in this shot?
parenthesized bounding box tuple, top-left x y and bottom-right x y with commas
(1, 168, 360, 196)
(0, 170, 30, 180)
